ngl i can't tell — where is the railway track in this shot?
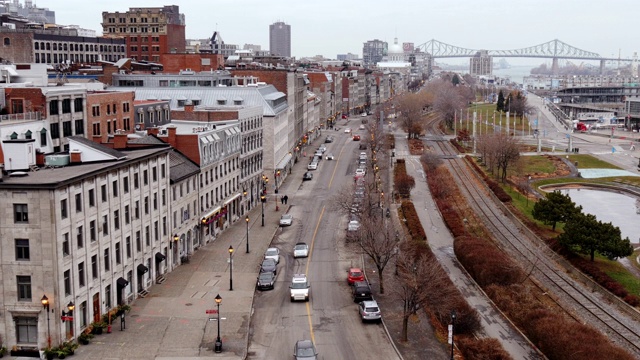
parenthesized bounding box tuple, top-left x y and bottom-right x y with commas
(423, 118, 640, 356)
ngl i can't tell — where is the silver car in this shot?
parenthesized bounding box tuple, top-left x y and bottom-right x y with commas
(294, 339, 318, 360)
(293, 242, 309, 258)
(279, 214, 293, 226)
(358, 300, 381, 322)
(264, 247, 280, 264)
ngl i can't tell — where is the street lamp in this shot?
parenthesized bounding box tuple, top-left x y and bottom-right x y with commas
(450, 310, 456, 360)
(260, 194, 266, 226)
(214, 294, 222, 353)
(41, 295, 51, 348)
(228, 246, 234, 291)
(245, 216, 250, 253)
(61, 301, 75, 338)
(243, 188, 248, 213)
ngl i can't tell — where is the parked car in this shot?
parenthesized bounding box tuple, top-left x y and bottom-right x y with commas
(359, 143, 368, 150)
(347, 220, 360, 232)
(355, 168, 366, 177)
(257, 271, 276, 290)
(293, 242, 310, 258)
(264, 247, 280, 264)
(290, 274, 310, 302)
(325, 153, 335, 160)
(313, 155, 322, 163)
(352, 135, 361, 141)
(358, 300, 381, 322)
(347, 267, 365, 285)
(303, 172, 313, 181)
(324, 136, 334, 143)
(344, 128, 352, 133)
(361, 112, 368, 117)
(359, 124, 366, 130)
(359, 152, 367, 159)
(318, 144, 327, 153)
(260, 258, 277, 275)
(352, 281, 373, 302)
(294, 339, 318, 360)
(314, 150, 323, 158)
(307, 162, 318, 170)
(279, 214, 293, 227)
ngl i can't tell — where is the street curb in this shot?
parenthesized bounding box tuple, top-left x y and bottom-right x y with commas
(361, 254, 405, 360)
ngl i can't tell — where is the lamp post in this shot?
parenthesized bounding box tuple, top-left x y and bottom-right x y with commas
(245, 216, 250, 253)
(41, 295, 51, 348)
(260, 194, 266, 226)
(174, 234, 180, 263)
(228, 246, 234, 291)
(243, 189, 247, 213)
(61, 301, 75, 338)
(450, 310, 456, 360)
(275, 170, 280, 211)
(214, 294, 222, 352)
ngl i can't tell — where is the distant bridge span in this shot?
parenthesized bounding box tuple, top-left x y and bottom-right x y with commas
(415, 39, 633, 62)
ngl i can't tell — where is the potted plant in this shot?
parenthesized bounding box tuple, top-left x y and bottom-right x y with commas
(90, 321, 107, 335)
(0, 346, 6, 358)
(78, 332, 93, 345)
(42, 347, 56, 360)
(55, 346, 69, 359)
(60, 341, 78, 355)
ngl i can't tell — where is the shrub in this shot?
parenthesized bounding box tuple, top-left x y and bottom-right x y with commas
(454, 236, 524, 287)
(400, 201, 426, 241)
(458, 337, 513, 360)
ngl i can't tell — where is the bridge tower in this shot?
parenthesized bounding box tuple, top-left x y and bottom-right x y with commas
(633, 52, 638, 77)
(551, 58, 559, 75)
(600, 59, 606, 75)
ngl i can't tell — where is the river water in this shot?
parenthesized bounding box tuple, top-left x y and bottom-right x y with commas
(554, 187, 640, 243)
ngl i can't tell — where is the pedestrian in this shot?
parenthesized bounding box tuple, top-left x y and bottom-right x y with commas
(280, 196, 284, 204)
(284, 195, 288, 204)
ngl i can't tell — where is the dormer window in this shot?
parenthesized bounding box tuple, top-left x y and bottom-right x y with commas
(25, 130, 32, 139)
(217, 99, 226, 105)
(10, 132, 18, 140)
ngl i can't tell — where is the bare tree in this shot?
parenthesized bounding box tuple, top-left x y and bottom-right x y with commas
(426, 80, 467, 130)
(395, 91, 429, 139)
(394, 246, 452, 342)
(476, 133, 521, 182)
(356, 212, 397, 294)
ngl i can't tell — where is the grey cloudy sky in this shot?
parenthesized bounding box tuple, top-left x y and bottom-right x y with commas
(36, 0, 639, 65)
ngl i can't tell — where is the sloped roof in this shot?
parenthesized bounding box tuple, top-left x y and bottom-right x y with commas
(168, 149, 200, 183)
(113, 85, 287, 116)
(67, 136, 126, 159)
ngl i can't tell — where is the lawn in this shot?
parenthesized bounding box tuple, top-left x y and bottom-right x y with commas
(595, 255, 640, 297)
(519, 155, 556, 175)
(565, 154, 622, 169)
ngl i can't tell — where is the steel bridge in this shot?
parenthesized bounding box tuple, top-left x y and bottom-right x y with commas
(415, 39, 635, 73)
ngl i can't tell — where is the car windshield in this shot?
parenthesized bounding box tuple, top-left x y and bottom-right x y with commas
(350, 271, 362, 277)
(266, 249, 278, 256)
(291, 282, 307, 289)
(295, 244, 307, 250)
(259, 273, 273, 280)
(365, 306, 379, 312)
(282, 215, 292, 220)
(297, 347, 315, 356)
(262, 259, 275, 266)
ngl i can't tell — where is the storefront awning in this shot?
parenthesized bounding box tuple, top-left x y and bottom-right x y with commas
(137, 264, 149, 275)
(202, 206, 221, 221)
(276, 153, 293, 170)
(116, 277, 129, 288)
(223, 193, 242, 206)
(155, 252, 166, 262)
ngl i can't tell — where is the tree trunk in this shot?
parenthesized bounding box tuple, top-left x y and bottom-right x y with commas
(552, 221, 556, 231)
(590, 249, 595, 262)
(401, 314, 409, 342)
(378, 266, 385, 294)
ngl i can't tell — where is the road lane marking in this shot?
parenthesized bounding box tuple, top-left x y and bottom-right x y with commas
(328, 138, 349, 190)
(305, 206, 324, 344)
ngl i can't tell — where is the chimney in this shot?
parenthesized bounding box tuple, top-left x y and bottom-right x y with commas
(113, 132, 128, 149)
(70, 150, 82, 164)
(167, 126, 177, 147)
(147, 127, 160, 136)
(184, 103, 195, 113)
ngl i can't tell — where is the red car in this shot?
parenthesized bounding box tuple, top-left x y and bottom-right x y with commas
(347, 268, 365, 285)
(352, 135, 361, 141)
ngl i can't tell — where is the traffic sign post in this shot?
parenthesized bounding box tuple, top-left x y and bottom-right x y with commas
(205, 309, 218, 314)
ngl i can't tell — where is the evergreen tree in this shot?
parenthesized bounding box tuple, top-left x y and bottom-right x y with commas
(532, 190, 582, 231)
(496, 90, 505, 112)
(558, 213, 633, 262)
(452, 74, 460, 86)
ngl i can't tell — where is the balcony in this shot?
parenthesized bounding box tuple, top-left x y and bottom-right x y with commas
(0, 111, 42, 123)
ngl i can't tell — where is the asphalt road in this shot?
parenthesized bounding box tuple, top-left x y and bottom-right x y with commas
(247, 122, 399, 360)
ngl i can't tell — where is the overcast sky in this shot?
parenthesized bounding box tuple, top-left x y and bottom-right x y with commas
(35, 0, 639, 65)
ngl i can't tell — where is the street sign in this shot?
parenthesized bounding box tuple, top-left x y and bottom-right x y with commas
(61, 316, 73, 321)
(205, 309, 218, 314)
(447, 324, 453, 344)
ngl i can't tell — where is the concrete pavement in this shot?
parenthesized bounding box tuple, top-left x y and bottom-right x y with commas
(60, 145, 317, 360)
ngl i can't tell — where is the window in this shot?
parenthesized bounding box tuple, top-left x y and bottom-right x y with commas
(104, 248, 110, 271)
(75, 193, 82, 212)
(90, 220, 96, 241)
(49, 101, 59, 115)
(63, 121, 72, 136)
(161, 163, 166, 178)
(75, 119, 84, 135)
(77, 226, 83, 248)
(15, 317, 37, 344)
(60, 199, 68, 219)
(136, 231, 141, 252)
(143, 170, 148, 185)
(88, 189, 95, 207)
(134, 173, 139, 189)
(123, 176, 129, 193)
(135, 201, 140, 219)
(144, 196, 149, 214)
(78, 262, 85, 287)
(62, 235, 70, 256)
(145, 225, 150, 246)
(152, 167, 157, 181)
(114, 210, 120, 230)
(153, 193, 158, 210)
(101, 185, 107, 202)
(40, 128, 47, 146)
(154, 221, 159, 241)
(74, 98, 83, 112)
(15, 239, 30, 260)
(17, 275, 31, 301)
(64, 270, 71, 295)
(125, 205, 130, 224)
(105, 285, 112, 309)
(162, 189, 166, 206)
(115, 242, 121, 264)
(79, 301, 87, 328)
(126, 236, 132, 258)
(91, 255, 98, 279)
(162, 216, 167, 236)
(3, 37, 9, 46)
(14, 204, 28, 223)
(102, 215, 108, 235)
(11, 99, 23, 113)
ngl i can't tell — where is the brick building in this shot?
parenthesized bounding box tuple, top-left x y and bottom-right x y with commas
(85, 90, 135, 143)
(101, 5, 186, 63)
(160, 53, 225, 73)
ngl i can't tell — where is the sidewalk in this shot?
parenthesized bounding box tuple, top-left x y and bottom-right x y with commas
(392, 129, 542, 360)
(63, 158, 312, 359)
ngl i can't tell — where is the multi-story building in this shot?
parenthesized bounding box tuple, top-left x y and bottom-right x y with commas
(0, 0, 55, 24)
(362, 39, 387, 65)
(0, 135, 171, 350)
(132, 100, 171, 131)
(101, 5, 186, 63)
(269, 21, 291, 58)
(86, 90, 135, 143)
(470, 50, 492, 76)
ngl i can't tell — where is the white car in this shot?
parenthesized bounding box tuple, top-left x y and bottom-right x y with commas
(325, 153, 335, 160)
(318, 145, 327, 153)
(279, 214, 293, 226)
(307, 162, 318, 170)
(359, 124, 366, 130)
(344, 128, 352, 133)
(264, 247, 280, 264)
(359, 152, 367, 159)
(294, 242, 309, 258)
(290, 274, 310, 302)
(355, 168, 366, 177)
(361, 112, 368, 117)
(348, 220, 360, 232)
